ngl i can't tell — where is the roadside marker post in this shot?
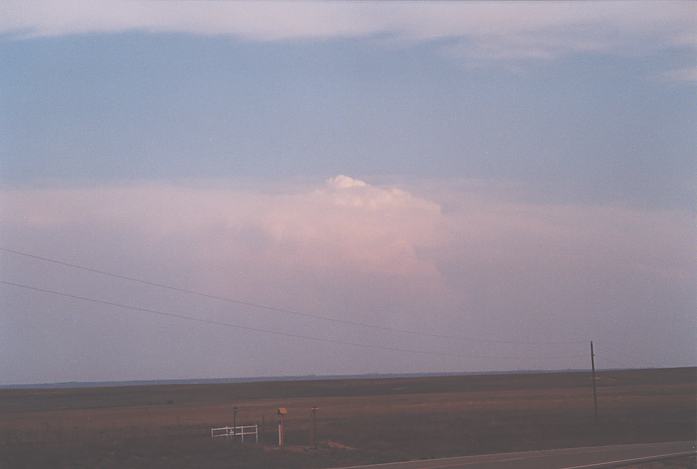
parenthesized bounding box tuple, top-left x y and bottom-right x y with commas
(277, 407, 288, 448)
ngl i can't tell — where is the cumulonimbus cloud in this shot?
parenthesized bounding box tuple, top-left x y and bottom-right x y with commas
(1, 176, 693, 302)
(1, 176, 695, 378)
(0, 176, 444, 282)
(1, 1, 695, 62)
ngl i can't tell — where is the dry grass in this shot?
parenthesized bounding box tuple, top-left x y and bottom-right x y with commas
(1, 368, 695, 468)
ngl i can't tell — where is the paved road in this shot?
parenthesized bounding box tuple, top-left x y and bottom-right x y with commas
(330, 441, 696, 469)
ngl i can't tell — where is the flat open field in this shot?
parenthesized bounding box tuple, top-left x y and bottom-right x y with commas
(1, 368, 695, 468)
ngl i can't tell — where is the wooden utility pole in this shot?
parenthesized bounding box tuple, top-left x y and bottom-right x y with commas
(590, 341, 598, 422)
(311, 407, 318, 449)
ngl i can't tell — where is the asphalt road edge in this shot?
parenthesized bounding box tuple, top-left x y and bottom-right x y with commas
(560, 449, 696, 469)
(327, 442, 697, 469)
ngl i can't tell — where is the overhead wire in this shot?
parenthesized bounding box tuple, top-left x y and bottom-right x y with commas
(0, 279, 582, 361)
(596, 342, 666, 369)
(0, 247, 585, 347)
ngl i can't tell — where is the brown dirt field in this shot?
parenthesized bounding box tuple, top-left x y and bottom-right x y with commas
(1, 367, 695, 468)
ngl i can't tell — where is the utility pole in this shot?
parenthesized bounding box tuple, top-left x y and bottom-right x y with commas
(590, 341, 598, 423)
(311, 406, 318, 449)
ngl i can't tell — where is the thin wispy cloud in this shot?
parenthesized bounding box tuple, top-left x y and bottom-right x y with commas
(661, 65, 697, 84)
(2, 1, 695, 62)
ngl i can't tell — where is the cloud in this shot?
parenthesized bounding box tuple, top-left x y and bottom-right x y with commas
(661, 66, 697, 84)
(1, 177, 695, 381)
(327, 175, 367, 190)
(0, 177, 444, 283)
(2, 176, 693, 313)
(1, 1, 695, 62)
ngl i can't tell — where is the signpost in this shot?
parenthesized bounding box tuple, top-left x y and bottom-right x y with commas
(277, 407, 287, 448)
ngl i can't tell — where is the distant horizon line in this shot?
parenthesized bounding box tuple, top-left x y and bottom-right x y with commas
(4, 366, 694, 390)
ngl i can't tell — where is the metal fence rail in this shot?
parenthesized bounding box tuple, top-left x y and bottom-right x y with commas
(210, 424, 259, 443)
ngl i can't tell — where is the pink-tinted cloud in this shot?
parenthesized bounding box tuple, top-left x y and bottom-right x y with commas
(1, 177, 694, 382)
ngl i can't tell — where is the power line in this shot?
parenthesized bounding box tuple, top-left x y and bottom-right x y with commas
(598, 355, 631, 369)
(596, 342, 665, 369)
(0, 247, 584, 346)
(0, 279, 581, 361)
(596, 343, 641, 363)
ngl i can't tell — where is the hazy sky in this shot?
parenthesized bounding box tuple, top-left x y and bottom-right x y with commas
(1, 1, 695, 385)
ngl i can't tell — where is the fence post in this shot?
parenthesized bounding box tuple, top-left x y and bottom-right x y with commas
(233, 407, 238, 437)
(311, 407, 318, 449)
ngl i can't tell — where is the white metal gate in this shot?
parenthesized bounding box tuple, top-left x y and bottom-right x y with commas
(210, 424, 259, 443)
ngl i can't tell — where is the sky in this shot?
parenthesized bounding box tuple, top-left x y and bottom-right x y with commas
(0, 1, 695, 385)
